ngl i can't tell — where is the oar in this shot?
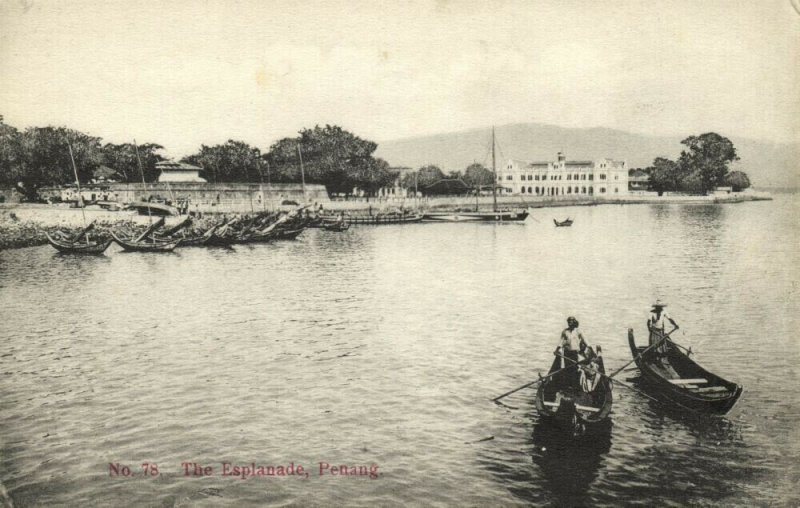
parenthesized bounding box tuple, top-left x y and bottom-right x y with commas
(607, 328, 678, 379)
(491, 363, 578, 402)
(554, 351, 671, 406)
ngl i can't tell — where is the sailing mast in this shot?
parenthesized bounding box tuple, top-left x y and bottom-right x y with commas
(492, 126, 498, 213)
(67, 140, 86, 225)
(297, 144, 307, 204)
(133, 139, 152, 224)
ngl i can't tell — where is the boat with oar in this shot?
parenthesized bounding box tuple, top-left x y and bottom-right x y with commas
(46, 223, 113, 255)
(627, 328, 742, 414)
(554, 218, 574, 227)
(534, 346, 613, 436)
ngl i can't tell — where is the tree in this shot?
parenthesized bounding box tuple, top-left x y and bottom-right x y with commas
(447, 170, 463, 180)
(646, 157, 680, 196)
(463, 163, 494, 188)
(415, 165, 445, 188)
(101, 142, 165, 183)
(0, 116, 24, 187)
(265, 125, 392, 196)
(726, 170, 751, 192)
(14, 126, 102, 199)
(677, 132, 739, 194)
(183, 140, 262, 183)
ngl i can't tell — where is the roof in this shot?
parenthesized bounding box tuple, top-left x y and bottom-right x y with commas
(157, 161, 202, 172)
(424, 178, 470, 195)
(564, 161, 593, 166)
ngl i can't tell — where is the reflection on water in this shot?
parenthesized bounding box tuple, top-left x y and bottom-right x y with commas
(1, 196, 799, 506)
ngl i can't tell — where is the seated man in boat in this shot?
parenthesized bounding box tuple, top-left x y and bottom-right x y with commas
(579, 350, 601, 393)
(648, 300, 679, 354)
(557, 316, 588, 387)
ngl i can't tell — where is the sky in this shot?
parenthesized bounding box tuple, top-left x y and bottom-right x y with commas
(1, 0, 798, 159)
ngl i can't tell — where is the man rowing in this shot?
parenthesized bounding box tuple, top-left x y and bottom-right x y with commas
(648, 300, 679, 354)
(557, 316, 589, 387)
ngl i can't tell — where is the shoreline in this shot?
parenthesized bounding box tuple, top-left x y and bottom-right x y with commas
(0, 192, 773, 251)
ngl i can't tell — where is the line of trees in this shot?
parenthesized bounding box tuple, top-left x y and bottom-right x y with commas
(400, 163, 495, 193)
(0, 117, 399, 200)
(644, 133, 751, 195)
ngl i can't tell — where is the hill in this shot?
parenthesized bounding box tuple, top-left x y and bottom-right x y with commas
(374, 123, 799, 188)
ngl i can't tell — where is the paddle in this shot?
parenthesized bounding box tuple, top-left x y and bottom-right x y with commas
(491, 363, 578, 403)
(554, 351, 670, 406)
(607, 327, 678, 379)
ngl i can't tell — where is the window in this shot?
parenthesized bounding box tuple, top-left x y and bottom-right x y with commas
(615, 175, 619, 180)
(582, 174, 586, 180)
(521, 186, 526, 193)
(535, 186, 539, 194)
(574, 186, 579, 193)
(567, 175, 571, 180)
(614, 187, 619, 193)
(528, 175, 533, 181)
(581, 186, 586, 194)
(589, 174, 594, 181)
(506, 175, 513, 180)
(528, 187, 532, 193)
(567, 187, 572, 194)
(600, 187, 606, 193)
(600, 174, 606, 180)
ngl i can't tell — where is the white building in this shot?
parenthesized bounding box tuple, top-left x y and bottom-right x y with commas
(498, 152, 629, 197)
(157, 161, 206, 183)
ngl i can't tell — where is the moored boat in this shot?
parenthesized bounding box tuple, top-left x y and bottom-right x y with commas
(422, 210, 529, 222)
(627, 328, 742, 414)
(110, 231, 182, 252)
(554, 218, 573, 227)
(46, 232, 113, 255)
(322, 222, 350, 232)
(535, 346, 613, 436)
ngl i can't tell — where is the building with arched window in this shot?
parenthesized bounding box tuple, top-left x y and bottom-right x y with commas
(498, 152, 629, 197)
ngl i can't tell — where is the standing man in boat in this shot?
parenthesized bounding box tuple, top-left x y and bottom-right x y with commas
(557, 316, 588, 387)
(648, 300, 679, 352)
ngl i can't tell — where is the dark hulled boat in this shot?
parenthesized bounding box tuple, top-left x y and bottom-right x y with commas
(627, 329, 743, 414)
(535, 346, 613, 436)
(554, 218, 573, 227)
(422, 210, 529, 222)
(46, 232, 113, 255)
(322, 222, 350, 232)
(110, 231, 182, 252)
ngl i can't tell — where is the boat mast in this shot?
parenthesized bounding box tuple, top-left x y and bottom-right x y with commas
(66, 140, 86, 225)
(492, 126, 498, 212)
(297, 144, 306, 204)
(133, 139, 152, 224)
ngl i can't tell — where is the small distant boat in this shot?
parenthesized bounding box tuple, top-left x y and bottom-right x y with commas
(322, 222, 350, 232)
(535, 346, 613, 436)
(110, 231, 182, 252)
(554, 218, 573, 227)
(46, 231, 113, 255)
(628, 329, 743, 414)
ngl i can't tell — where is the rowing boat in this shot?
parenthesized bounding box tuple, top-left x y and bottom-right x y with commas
(110, 231, 182, 252)
(534, 346, 612, 436)
(554, 218, 573, 227)
(627, 328, 743, 414)
(46, 232, 113, 255)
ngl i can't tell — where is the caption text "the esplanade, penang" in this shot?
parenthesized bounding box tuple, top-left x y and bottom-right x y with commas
(108, 462, 380, 480)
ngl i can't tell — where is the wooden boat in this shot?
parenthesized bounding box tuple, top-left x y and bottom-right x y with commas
(422, 210, 529, 222)
(110, 231, 182, 252)
(46, 232, 113, 255)
(554, 218, 574, 227)
(338, 214, 423, 225)
(628, 329, 743, 414)
(322, 222, 350, 232)
(535, 346, 613, 436)
(273, 227, 305, 240)
(176, 225, 219, 246)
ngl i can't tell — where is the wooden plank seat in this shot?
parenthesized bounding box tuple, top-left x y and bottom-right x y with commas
(669, 378, 708, 385)
(688, 386, 730, 394)
(543, 401, 600, 413)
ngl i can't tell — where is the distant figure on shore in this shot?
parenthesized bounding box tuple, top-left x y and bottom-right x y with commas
(648, 300, 679, 351)
(557, 316, 588, 386)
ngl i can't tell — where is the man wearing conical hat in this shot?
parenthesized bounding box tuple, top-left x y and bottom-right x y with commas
(648, 300, 679, 351)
